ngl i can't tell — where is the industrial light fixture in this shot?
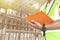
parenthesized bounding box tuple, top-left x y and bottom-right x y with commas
(32, 3, 39, 9)
(7, 9, 16, 16)
(7, 9, 12, 14)
(0, 8, 6, 13)
(5, 0, 13, 3)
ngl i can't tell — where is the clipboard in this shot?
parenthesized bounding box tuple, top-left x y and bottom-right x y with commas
(25, 11, 54, 24)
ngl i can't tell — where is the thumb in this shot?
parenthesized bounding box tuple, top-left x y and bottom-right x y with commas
(31, 20, 42, 26)
(31, 20, 38, 24)
(31, 20, 42, 30)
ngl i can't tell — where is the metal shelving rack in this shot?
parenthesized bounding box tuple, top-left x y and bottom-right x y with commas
(0, 0, 47, 40)
(0, 8, 42, 40)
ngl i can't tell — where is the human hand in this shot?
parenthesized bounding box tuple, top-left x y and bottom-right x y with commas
(28, 20, 42, 30)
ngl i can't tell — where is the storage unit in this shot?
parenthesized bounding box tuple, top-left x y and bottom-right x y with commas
(0, 0, 47, 40)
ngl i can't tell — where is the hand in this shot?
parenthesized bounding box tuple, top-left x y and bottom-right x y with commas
(28, 20, 42, 30)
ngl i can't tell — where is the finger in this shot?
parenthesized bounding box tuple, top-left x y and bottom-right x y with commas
(31, 20, 39, 24)
(31, 20, 42, 27)
(28, 22, 35, 26)
(32, 20, 41, 25)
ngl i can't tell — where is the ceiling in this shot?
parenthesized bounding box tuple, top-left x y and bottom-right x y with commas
(0, 0, 47, 14)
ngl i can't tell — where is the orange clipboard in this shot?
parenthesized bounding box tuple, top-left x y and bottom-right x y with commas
(25, 11, 54, 24)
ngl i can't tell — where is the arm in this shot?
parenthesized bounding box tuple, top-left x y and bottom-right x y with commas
(28, 20, 60, 30)
(46, 20, 60, 30)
